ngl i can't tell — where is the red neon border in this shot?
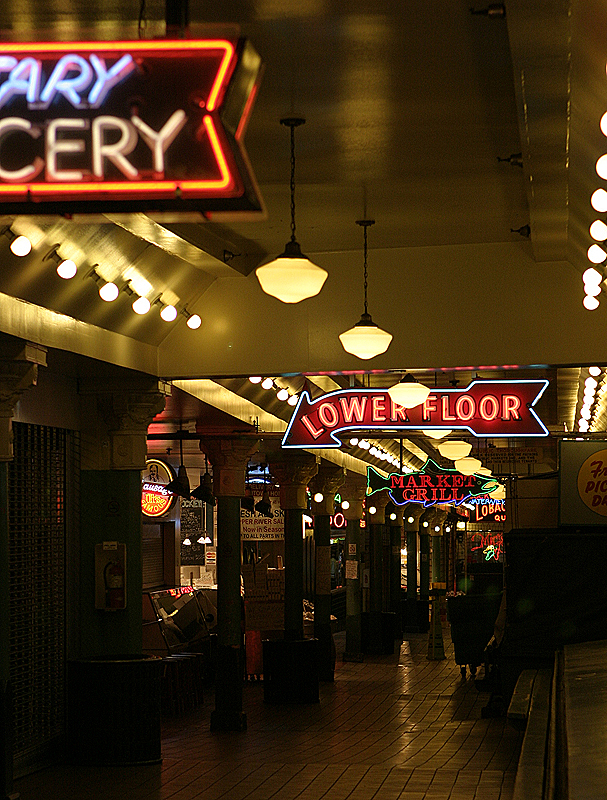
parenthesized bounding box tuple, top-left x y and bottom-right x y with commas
(0, 39, 238, 199)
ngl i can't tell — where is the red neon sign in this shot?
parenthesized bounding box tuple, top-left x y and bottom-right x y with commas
(282, 380, 549, 448)
(0, 39, 263, 215)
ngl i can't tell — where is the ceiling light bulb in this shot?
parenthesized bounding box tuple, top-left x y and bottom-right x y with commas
(249, 376, 262, 384)
(186, 313, 202, 329)
(592, 189, 607, 212)
(434, 525, 440, 532)
(341, 500, 350, 510)
(132, 296, 151, 314)
(256, 249, 328, 303)
(349, 437, 359, 446)
(579, 419, 590, 432)
(584, 295, 600, 310)
(10, 235, 31, 257)
(581, 407, 592, 420)
(56, 259, 77, 279)
(585, 377, 598, 389)
(585, 283, 602, 297)
(368, 506, 377, 515)
(597, 154, 607, 180)
(584, 267, 603, 285)
(261, 378, 274, 390)
(589, 367, 602, 377)
(313, 492, 324, 503)
(390, 513, 397, 521)
(288, 394, 298, 406)
(183, 536, 192, 546)
(590, 220, 607, 241)
(422, 521, 429, 527)
(160, 304, 178, 322)
(99, 282, 119, 302)
(407, 516, 414, 524)
(276, 388, 289, 401)
(587, 244, 607, 264)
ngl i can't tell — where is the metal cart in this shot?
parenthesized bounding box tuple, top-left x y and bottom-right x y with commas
(446, 593, 502, 677)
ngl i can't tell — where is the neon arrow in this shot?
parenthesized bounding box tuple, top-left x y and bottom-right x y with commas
(281, 380, 549, 449)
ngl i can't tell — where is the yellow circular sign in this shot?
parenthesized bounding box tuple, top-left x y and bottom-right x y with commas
(142, 459, 175, 517)
(577, 448, 607, 516)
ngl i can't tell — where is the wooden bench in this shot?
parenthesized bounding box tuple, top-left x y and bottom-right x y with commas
(508, 667, 553, 800)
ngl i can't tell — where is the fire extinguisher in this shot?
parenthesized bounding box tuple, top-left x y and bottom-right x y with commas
(104, 559, 125, 609)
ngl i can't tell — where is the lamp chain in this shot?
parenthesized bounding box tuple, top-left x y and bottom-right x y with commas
(362, 222, 369, 315)
(289, 122, 297, 244)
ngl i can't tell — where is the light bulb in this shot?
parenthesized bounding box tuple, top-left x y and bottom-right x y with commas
(584, 295, 600, 310)
(160, 304, 178, 322)
(407, 516, 414, 524)
(585, 377, 598, 389)
(349, 437, 359, 446)
(589, 367, 602, 377)
(422, 521, 429, 528)
(341, 500, 350, 510)
(590, 220, 607, 241)
(592, 189, 607, 212)
(132, 296, 151, 314)
(368, 506, 377, 515)
(186, 313, 202, 329)
(261, 378, 274, 390)
(585, 283, 602, 297)
(56, 259, 77, 279)
(249, 376, 262, 384)
(288, 394, 298, 406)
(183, 537, 192, 546)
(422, 429, 452, 439)
(313, 492, 324, 503)
(10, 235, 31, 257)
(434, 525, 440, 532)
(99, 282, 119, 302)
(587, 244, 607, 264)
(584, 267, 603, 285)
(276, 388, 289, 401)
(597, 154, 607, 180)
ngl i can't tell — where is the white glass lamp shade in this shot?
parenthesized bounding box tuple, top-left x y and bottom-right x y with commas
(437, 440, 472, 460)
(10, 235, 31, 257)
(387, 376, 430, 408)
(256, 240, 327, 303)
(422, 429, 452, 439)
(339, 313, 393, 359)
(489, 484, 506, 500)
(455, 456, 482, 475)
(476, 466, 493, 477)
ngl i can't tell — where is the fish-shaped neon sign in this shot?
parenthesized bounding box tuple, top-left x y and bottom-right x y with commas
(366, 460, 500, 508)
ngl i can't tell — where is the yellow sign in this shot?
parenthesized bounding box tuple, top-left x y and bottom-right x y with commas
(577, 448, 607, 516)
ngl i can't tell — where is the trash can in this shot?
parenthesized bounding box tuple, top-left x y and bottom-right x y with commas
(67, 654, 162, 765)
(263, 639, 319, 703)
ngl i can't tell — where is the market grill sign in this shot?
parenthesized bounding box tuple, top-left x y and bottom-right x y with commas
(282, 380, 549, 448)
(0, 39, 263, 215)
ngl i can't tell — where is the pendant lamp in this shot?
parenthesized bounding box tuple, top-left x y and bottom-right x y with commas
(437, 439, 472, 460)
(454, 456, 482, 475)
(256, 118, 327, 303)
(387, 373, 430, 408)
(422, 429, 452, 439)
(165, 429, 191, 498)
(339, 219, 393, 359)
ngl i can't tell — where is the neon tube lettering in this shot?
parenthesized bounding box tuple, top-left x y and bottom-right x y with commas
(0, 118, 43, 180)
(479, 394, 499, 421)
(39, 55, 93, 109)
(92, 116, 138, 178)
(502, 395, 521, 420)
(339, 395, 367, 423)
(455, 395, 475, 420)
(46, 118, 87, 181)
(301, 415, 324, 440)
(422, 394, 437, 421)
(131, 110, 187, 173)
(442, 396, 457, 421)
(372, 395, 387, 422)
(0, 57, 41, 108)
(390, 400, 408, 422)
(88, 54, 135, 107)
(318, 403, 339, 427)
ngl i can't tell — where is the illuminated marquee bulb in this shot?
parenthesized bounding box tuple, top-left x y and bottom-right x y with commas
(313, 492, 324, 503)
(160, 304, 177, 322)
(132, 296, 151, 314)
(249, 376, 262, 384)
(584, 295, 600, 310)
(261, 378, 274, 390)
(589, 366, 602, 377)
(592, 189, 607, 213)
(590, 220, 607, 241)
(57, 259, 77, 279)
(99, 281, 119, 302)
(288, 394, 298, 406)
(596, 154, 607, 180)
(585, 377, 598, 389)
(349, 437, 359, 446)
(276, 388, 289, 401)
(10, 235, 31, 257)
(341, 500, 350, 510)
(588, 244, 607, 264)
(584, 267, 603, 286)
(407, 516, 415, 524)
(186, 313, 201, 329)
(368, 505, 377, 515)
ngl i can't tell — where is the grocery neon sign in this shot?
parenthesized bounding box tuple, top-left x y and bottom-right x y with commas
(0, 39, 263, 215)
(282, 380, 549, 448)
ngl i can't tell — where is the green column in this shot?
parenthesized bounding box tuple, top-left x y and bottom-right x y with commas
(201, 436, 259, 732)
(284, 507, 305, 640)
(366, 492, 389, 653)
(419, 527, 430, 601)
(343, 485, 365, 662)
(389, 508, 403, 640)
(0, 462, 15, 800)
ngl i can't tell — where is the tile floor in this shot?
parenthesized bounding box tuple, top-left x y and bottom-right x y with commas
(15, 628, 522, 800)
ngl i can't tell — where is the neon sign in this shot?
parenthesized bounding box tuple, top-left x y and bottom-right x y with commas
(470, 532, 503, 561)
(469, 496, 506, 523)
(281, 380, 549, 448)
(0, 39, 263, 215)
(366, 462, 499, 508)
(142, 458, 176, 518)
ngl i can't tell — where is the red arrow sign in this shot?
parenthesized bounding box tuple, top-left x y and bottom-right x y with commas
(281, 380, 549, 448)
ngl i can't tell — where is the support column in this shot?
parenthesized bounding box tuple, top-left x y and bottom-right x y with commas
(264, 453, 319, 703)
(343, 481, 366, 662)
(403, 505, 423, 632)
(78, 381, 169, 657)
(365, 491, 389, 654)
(200, 437, 259, 732)
(0, 344, 45, 800)
(419, 509, 433, 602)
(310, 463, 345, 681)
(388, 506, 404, 641)
(431, 510, 447, 590)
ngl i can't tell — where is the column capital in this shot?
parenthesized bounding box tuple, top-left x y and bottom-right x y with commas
(80, 380, 170, 470)
(403, 503, 424, 529)
(388, 506, 404, 526)
(200, 436, 259, 497)
(267, 452, 318, 509)
(341, 479, 367, 521)
(310, 461, 346, 516)
(0, 342, 47, 461)
(366, 489, 390, 521)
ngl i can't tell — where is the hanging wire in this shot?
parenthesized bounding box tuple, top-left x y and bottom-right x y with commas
(289, 122, 297, 244)
(357, 219, 375, 316)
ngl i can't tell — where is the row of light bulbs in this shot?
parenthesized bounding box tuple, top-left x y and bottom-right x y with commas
(585, 109, 607, 309)
(248, 376, 299, 405)
(1, 225, 202, 330)
(576, 366, 606, 432)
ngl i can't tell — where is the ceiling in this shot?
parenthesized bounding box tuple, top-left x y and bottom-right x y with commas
(1, 0, 607, 457)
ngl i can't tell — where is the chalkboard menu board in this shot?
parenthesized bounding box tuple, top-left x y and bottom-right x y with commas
(180, 498, 209, 566)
